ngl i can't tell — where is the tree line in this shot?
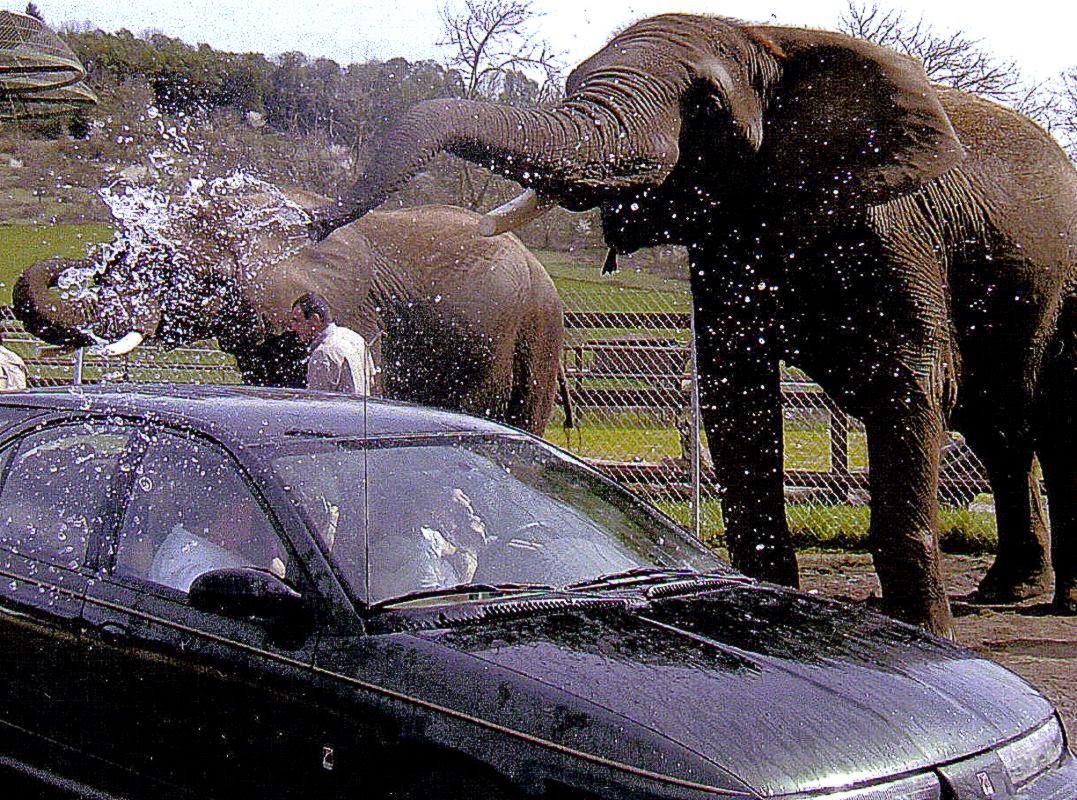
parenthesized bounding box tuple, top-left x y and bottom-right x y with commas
(61, 27, 549, 147)
(54, 1, 1074, 162)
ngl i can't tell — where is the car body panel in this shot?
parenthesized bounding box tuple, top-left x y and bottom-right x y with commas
(403, 586, 1051, 796)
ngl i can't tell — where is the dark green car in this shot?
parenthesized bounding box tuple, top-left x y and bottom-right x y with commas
(0, 385, 1073, 800)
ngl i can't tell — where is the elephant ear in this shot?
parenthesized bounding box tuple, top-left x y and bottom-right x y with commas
(749, 25, 965, 205)
(239, 224, 377, 338)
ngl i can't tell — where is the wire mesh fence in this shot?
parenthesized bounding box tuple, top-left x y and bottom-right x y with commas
(0, 306, 241, 387)
(543, 263, 999, 548)
(2, 273, 1000, 549)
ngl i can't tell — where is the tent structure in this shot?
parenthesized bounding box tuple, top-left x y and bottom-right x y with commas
(0, 10, 96, 121)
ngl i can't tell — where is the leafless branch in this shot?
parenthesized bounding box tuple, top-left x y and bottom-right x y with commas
(841, 3, 1076, 161)
(438, 0, 563, 102)
(840, 2, 1022, 103)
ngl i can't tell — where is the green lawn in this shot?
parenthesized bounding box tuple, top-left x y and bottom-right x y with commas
(534, 249, 691, 313)
(0, 223, 113, 305)
(656, 498, 997, 555)
(547, 408, 869, 471)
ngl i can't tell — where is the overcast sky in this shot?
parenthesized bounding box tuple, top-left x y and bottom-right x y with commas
(13, 1, 1076, 82)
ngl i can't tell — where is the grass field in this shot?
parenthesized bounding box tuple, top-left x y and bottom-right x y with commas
(0, 223, 112, 305)
(656, 499, 997, 555)
(547, 409, 869, 469)
(534, 249, 691, 313)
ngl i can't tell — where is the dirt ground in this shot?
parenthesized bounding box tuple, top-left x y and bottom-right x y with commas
(799, 553, 1077, 735)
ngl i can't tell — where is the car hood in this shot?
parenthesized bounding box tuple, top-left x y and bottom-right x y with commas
(395, 584, 1052, 796)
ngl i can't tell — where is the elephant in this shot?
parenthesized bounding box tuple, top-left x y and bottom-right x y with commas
(15, 189, 565, 436)
(310, 13, 1077, 637)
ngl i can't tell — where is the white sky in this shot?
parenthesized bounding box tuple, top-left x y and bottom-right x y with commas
(12, 1, 1076, 82)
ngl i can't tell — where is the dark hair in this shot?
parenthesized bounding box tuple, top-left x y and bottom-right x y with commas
(292, 292, 334, 324)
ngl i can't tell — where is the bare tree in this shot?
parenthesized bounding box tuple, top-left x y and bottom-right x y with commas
(1048, 69, 1077, 160)
(840, 2, 1026, 103)
(841, 3, 1076, 163)
(438, 0, 562, 102)
(438, 0, 563, 209)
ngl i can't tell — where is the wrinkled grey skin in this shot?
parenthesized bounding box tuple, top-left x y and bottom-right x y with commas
(311, 13, 1077, 637)
(16, 201, 564, 435)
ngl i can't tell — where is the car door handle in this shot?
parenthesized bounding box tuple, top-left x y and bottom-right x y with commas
(96, 622, 130, 644)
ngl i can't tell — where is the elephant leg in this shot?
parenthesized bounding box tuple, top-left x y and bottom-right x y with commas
(229, 333, 308, 388)
(863, 398, 955, 638)
(696, 337, 797, 587)
(1039, 315, 1077, 612)
(968, 445, 1051, 603)
(1043, 446, 1077, 612)
(506, 306, 563, 436)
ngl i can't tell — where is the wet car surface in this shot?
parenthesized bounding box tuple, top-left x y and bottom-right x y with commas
(0, 384, 1074, 800)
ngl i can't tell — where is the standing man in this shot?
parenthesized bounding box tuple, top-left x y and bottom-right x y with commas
(289, 292, 376, 395)
(0, 334, 27, 391)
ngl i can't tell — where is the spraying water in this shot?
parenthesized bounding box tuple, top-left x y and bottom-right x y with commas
(58, 171, 314, 344)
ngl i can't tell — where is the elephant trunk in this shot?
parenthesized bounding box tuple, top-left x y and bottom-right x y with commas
(13, 257, 98, 347)
(313, 86, 683, 239)
(14, 257, 163, 354)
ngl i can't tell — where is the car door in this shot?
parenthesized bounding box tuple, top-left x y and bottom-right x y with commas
(80, 428, 337, 799)
(0, 419, 137, 760)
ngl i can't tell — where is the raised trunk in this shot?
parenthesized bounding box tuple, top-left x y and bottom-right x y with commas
(314, 91, 682, 239)
(13, 258, 97, 347)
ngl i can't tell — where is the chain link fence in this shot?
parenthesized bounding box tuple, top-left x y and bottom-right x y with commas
(541, 257, 999, 550)
(2, 262, 1000, 551)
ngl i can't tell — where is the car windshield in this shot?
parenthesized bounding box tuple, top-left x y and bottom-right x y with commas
(271, 434, 727, 605)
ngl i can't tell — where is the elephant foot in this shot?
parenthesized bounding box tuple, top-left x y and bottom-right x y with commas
(1051, 586, 1077, 615)
(890, 604, 956, 641)
(969, 562, 1052, 605)
(877, 592, 956, 640)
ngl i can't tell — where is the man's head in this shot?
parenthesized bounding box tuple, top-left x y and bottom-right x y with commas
(289, 292, 333, 344)
(441, 488, 490, 549)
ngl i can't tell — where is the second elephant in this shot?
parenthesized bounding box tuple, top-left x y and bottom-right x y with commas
(15, 196, 565, 436)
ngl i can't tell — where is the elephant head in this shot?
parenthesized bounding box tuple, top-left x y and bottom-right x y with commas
(313, 13, 964, 255)
(15, 180, 566, 436)
(15, 178, 345, 383)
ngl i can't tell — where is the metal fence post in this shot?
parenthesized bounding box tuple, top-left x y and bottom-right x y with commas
(689, 308, 702, 538)
(72, 348, 84, 386)
(830, 407, 850, 502)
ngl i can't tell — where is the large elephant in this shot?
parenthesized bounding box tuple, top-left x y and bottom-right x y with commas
(312, 13, 1077, 637)
(15, 194, 565, 435)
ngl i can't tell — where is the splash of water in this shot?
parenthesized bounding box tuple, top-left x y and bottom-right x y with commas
(58, 171, 315, 337)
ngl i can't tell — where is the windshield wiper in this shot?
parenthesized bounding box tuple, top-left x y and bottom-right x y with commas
(369, 582, 556, 611)
(565, 567, 699, 591)
(565, 567, 751, 592)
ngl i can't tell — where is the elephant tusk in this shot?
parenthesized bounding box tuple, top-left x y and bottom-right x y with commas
(89, 331, 144, 357)
(479, 190, 552, 237)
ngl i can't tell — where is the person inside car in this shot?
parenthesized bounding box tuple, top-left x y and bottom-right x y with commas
(374, 486, 493, 599)
(148, 491, 286, 592)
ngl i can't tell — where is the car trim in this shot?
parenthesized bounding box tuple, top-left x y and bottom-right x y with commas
(0, 565, 86, 606)
(77, 590, 752, 797)
(0, 751, 129, 800)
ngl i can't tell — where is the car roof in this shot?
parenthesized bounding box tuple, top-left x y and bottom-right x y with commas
(0, 384, 516, 444)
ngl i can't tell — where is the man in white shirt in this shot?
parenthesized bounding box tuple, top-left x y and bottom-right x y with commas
(0, 336, 27, 391)
(289, 292, 376, 395)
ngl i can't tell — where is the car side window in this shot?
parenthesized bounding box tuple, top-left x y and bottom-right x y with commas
(0, 422, 133, 569)
(113, 433, 291, 593)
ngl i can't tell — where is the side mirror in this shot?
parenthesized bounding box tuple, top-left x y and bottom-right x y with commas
(189, 567, 309, 630)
